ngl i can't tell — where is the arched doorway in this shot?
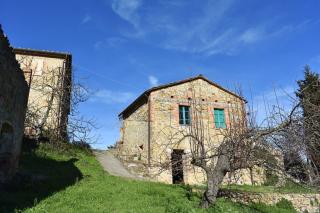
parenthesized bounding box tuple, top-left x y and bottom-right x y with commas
(0, 122, 14, 153)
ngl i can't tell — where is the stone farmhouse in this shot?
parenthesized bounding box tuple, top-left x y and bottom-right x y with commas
(117, 75, 265, 185)
(13, 48, 72, 141)
(0, 26, 29, 183)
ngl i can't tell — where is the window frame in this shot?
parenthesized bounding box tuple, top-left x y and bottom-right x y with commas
(179, 105, 191, 126)
(213, 108, 226, 129)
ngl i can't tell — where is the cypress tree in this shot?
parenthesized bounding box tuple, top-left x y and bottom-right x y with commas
(296, 65, 320, 172)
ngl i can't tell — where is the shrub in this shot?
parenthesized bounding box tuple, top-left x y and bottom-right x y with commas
(250, 198, 297, 213)
(278, 181, 316, 194)
(264, 170, 279, 186)
(276, 198, 295, 210)
(71, 140, 91, 150)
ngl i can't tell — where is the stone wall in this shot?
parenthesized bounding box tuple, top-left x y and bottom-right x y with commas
(118, 103, 149, 162)
(149, 79, 264, 184)
(14, 49, 72, 140)
(118, 78, 266, 185)
(219, 189, 320, 213)
(0, 25, 29, 183)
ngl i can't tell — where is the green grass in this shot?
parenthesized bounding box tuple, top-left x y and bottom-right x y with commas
(0, 143, 299, 212)
(249, 198, 297, 213)
(221, 182, 317, 194)
(192, 180, 317, 194)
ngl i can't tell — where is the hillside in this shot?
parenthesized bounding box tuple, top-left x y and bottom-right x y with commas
(0, 143, 296, 213)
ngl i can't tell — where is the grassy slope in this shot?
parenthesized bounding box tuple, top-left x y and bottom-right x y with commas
(0, 144, 297, 213)
(221, 182, 317, 194)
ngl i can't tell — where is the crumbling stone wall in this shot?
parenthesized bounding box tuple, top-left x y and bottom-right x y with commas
(219, 189, 320, 213)
(118, 103, 149, 163)
(0, 25, 29, 183)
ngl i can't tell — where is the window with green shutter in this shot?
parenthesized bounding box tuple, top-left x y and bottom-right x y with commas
(214, 108, 226, 128)
(179, 105, 190, 125)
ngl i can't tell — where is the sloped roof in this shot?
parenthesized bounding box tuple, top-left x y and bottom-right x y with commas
(119, 74, 246, 119)
(13, 47, 71, 59)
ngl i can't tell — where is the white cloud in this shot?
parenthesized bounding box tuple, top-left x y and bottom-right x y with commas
(94, 37, 127, 50)
(81, 14, 92, 24)
(148, 75, 159, 87)
(109, 0, 314, 56)
(111, 0, 142, 27)
(155, 0, 236, 55)
(91, 90, 135, 104)
(240, 28, 265, 44)
(239, 22, 309, 45)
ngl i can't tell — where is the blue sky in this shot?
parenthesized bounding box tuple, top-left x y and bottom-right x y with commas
(1, 0, 320, 149)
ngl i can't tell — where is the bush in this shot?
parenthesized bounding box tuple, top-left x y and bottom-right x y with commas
(276, 198, 295, 210)
(278, 181, 317, 194)
(264, 170, 279, 186)
(71, 140, 91, 150)
(250, 198, 297, 213)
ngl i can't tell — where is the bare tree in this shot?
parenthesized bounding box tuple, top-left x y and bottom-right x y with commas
(269, 97, 320, 186)
(16, 55, 96, 144)
(189, 92, 297, 207)
(147, 83, 299, 208)
(263, 67, 320, 187)
(67, 78, 98, 144)
(117, 76, 317, 207)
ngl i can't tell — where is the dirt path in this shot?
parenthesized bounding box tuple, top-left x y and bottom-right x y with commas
(94, 151, 142, 180)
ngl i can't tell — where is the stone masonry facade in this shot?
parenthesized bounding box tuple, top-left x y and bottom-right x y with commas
(14, 48, 72, 141)
(117, 75, 266, 185)
(0, 25, 29, 183)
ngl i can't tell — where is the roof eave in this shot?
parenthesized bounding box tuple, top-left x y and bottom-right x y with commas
(118, 90, 150, 118)
(13, 47, 71, 59)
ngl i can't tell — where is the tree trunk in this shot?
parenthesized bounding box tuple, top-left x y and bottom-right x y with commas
(249, 167, 254, 185)
(201, 150, 230, 208)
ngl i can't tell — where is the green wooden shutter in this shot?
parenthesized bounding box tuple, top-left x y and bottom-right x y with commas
(214, 109, 226, 128)
(214, 109, 219, 127)
(220, 109, 226, 128)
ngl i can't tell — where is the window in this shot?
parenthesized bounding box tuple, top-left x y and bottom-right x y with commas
(214, 108, 226, 128)
(179, 105, 190, 125)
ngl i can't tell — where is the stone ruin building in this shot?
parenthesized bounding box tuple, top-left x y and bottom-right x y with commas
(0, 25, 29, 183)
(13, 48, 72, 141)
